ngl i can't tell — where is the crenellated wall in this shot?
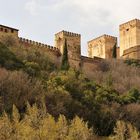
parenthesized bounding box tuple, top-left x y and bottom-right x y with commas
(19, 37, 61, 56)
(80, 56, 103, 79)
(2, 19, 140, 78)
(19, 37, 61, 66)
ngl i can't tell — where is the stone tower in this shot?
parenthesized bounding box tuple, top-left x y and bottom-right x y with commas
(55, 30, 81, 60)
(88, 34, 117, 59)
(0, 24, 19, 41)
(120, 19, 140, 57)
(55, 30, 81, 69)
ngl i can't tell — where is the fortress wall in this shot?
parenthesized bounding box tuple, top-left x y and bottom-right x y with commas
(19, 37, 61, 66)
(122, 45, 140, 59)
(80, 56, 103, 79)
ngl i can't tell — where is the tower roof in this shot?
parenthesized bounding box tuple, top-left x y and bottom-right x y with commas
(88, 34, 117, 43)
(119, 19, 140, 28)
(55, 30, 81, 37)
(0, 24, 19, 31)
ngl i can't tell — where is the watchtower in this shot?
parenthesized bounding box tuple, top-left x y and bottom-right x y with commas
(88, 34, 117, 59)
(0, 24, 19, 40)
(55, 30, 81, 60)
(119, 19, 140, 57)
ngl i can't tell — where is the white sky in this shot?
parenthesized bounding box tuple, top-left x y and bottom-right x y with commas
(0, 0, 140, 55)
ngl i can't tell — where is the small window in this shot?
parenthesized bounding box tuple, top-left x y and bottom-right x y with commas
(11, 29, 14, 33)
(5, 29, 8, 33)
(126, 28, 129, 31)
(0, 28, 3, 31)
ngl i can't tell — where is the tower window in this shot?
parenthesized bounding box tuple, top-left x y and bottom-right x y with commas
(0, 28, 3, 31)
(126, 28, 129, 31)
(11, 29, 14, 33)
(5, 29, 8, 33)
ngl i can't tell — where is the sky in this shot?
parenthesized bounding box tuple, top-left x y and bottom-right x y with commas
(0, 0, 140, 55)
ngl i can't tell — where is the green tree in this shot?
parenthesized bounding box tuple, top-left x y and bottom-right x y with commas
(61, 39, 69, 70)
(112, 43, 117, 58)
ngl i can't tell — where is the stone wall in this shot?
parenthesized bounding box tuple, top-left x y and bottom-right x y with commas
(19, 37, 61, 66)
(122, 45, 140, 59)
(80, 56, 103, 79)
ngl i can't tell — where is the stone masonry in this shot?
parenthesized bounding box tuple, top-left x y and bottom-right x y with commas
(1, 19, 140, 77)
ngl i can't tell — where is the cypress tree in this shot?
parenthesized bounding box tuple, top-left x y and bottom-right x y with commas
(61, 39, 69, 70)
(112, 43, 117, 58)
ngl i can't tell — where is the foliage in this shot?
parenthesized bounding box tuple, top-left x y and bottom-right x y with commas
(1, 39, 140, 138)
(0, 43, 24, 70)
(110, 120, 140, 140)
(124, 59, 140, 67)
(112, 43, 117, 58)
(61, 39, 69, 70)
(0, 103, 94, 140)
(0, 69, 44, 112)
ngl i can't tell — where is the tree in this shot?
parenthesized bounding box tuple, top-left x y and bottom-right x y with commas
(112, 43, 117, 58)
(110, 120, 140, 140)
(61, 39, 69, 70)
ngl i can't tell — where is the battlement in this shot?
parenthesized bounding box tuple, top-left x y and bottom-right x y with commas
(88, 34, 117, 43)
(119, 19, 140, 30)
(55, 30, 81, 37)
(0, 24, 19, 31)
(19, 37, 60, 53)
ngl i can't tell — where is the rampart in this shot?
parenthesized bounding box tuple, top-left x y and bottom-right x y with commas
(19, 37, 61, 56)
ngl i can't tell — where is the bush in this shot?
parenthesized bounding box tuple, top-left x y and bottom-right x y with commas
(0, 43, 24, 70)
(0, 103, 95, 140)
(0, 68, 44, 112)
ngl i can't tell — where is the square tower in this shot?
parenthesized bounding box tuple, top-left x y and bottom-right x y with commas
(88, 34, 117, 59)
(119, 19, 140, 57)
(0, 24, 19, 40)
(55, 30, 81, 60)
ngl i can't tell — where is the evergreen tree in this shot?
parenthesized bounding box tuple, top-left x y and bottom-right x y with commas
(112, 43, 117, 58)
(61, 39, 69, 70)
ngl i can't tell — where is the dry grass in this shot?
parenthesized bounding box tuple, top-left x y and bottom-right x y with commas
(92, 59, 140, 94)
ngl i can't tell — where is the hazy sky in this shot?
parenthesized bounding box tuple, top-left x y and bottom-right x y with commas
(0, 0, 140, 55)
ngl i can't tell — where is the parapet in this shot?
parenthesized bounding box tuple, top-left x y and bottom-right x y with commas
(19, 37, 60, 54)
(123, 45, 140, 56)
(88, 34, 117, 44)
(55, 30, 81, 37)
(81, 56, 103, 63)
(119, 19, 140, 30)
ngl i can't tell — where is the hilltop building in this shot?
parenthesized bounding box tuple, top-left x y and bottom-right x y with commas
(0, 19, 140, 77)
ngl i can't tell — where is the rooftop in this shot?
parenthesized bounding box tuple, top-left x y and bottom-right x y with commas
(0, 24, 19, 31)
(88, 34, 117, 43)
(119, 19, 140, 27)
(55, 30, 81, 37)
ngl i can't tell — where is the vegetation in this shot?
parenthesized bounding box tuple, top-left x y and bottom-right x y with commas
(112, 43, 117, 58)
(61, 39, 69, 70)
(0, 37, 140, 139)
(0, 104, 94, 140)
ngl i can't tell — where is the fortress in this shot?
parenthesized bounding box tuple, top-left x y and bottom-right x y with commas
(0, 19, 140, 77)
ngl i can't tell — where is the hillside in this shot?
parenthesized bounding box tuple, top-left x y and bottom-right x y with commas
(0, 41, 140, 139)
